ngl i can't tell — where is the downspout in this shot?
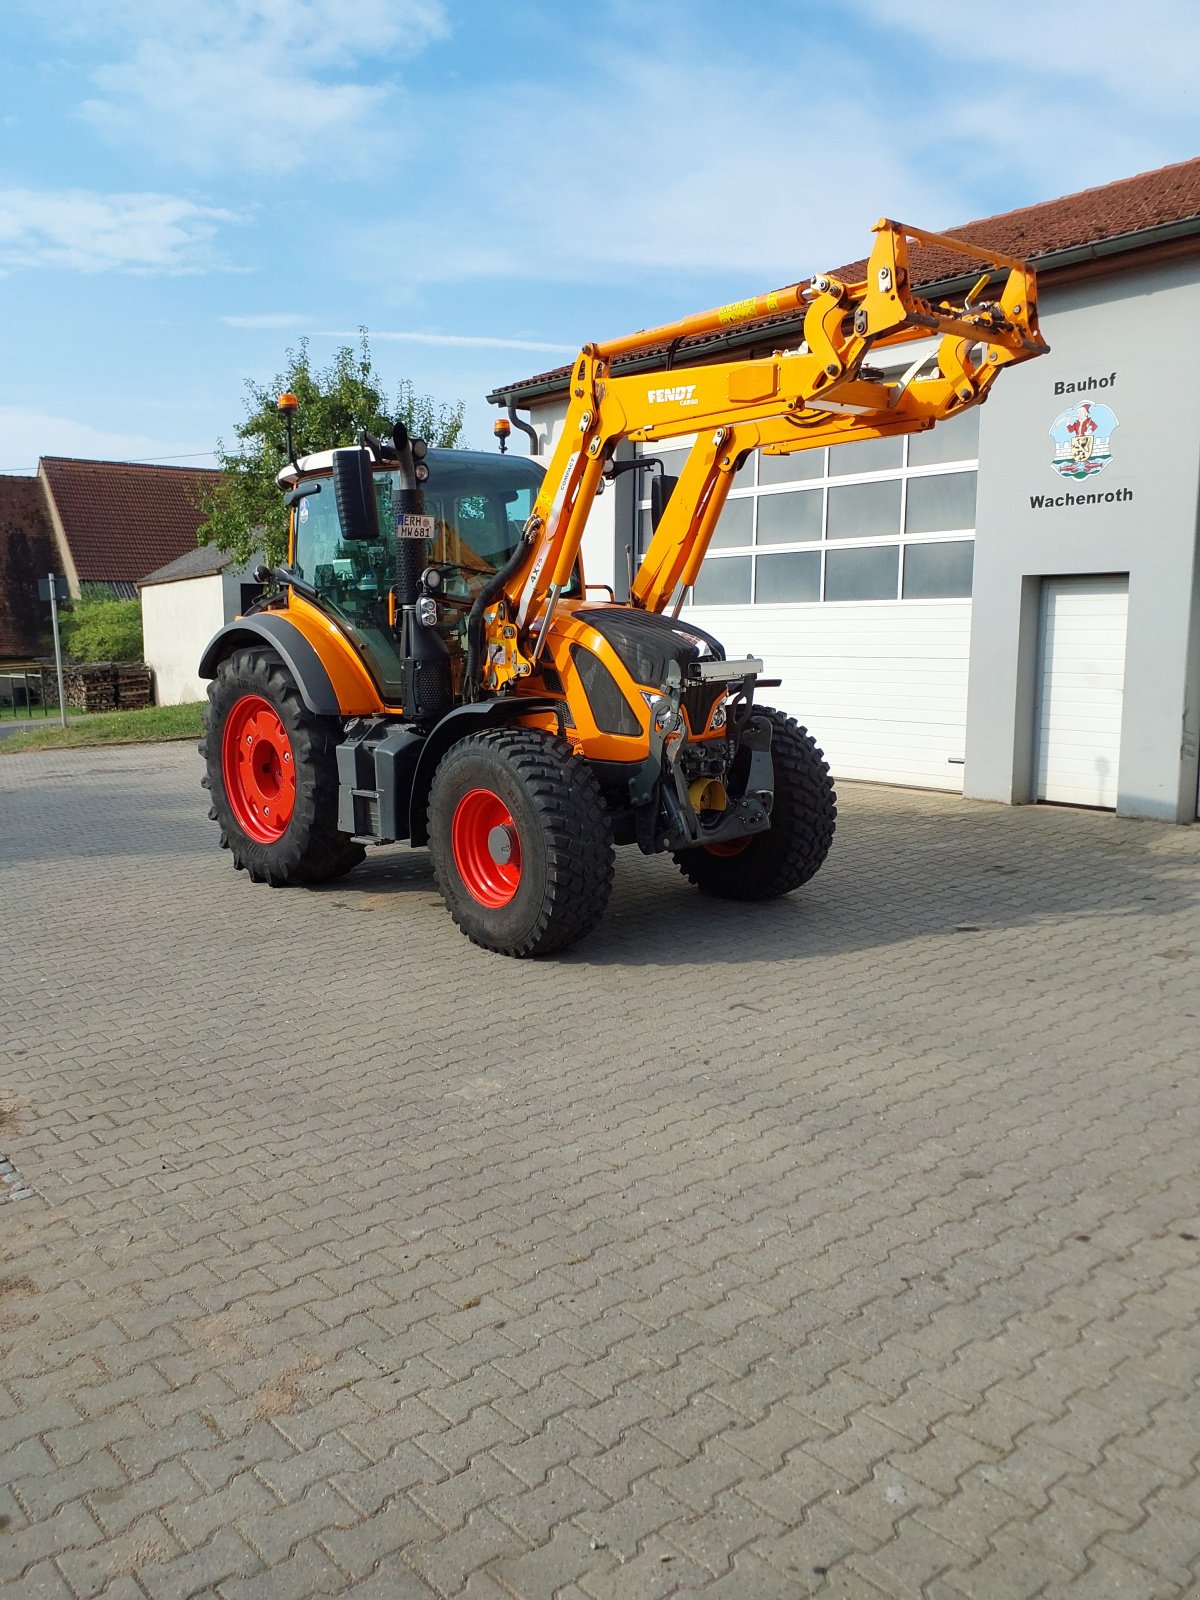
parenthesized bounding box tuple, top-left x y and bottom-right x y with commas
(506, 404, 540, 457)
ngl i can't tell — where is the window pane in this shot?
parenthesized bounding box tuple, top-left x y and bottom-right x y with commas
(828, 434, 903, 476)
(827, 478, 901, 540)
(759, 446, 823, 484)
(692, 556, 751, 605)
(756, 488, 822, 545)
(637, 508, 652, 559)
(711, 494, 753, 550)
(905, 470, 977, 534)
(655, 445, 692, 479)
(908, 404, 979, 466)
(825, 544, 899, 601)
(755, 550, 821, 603)
(903, 539, 974, 599)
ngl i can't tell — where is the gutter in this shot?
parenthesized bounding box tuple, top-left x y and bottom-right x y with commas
(487, 213, 1200, 409)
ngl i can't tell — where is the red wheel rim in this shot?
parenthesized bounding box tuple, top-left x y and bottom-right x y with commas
(451, 788, 522, 907)
(221, 695, 296, 843)
(705, 837, 752, 858)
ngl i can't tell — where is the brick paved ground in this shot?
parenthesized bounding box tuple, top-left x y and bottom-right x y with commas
(1, 741, 1198, 1599)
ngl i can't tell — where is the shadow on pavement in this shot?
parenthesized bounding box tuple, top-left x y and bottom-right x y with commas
(318, 793, 1198, 969)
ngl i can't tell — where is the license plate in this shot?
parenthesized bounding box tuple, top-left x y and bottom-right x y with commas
(397, 514, 435, 540)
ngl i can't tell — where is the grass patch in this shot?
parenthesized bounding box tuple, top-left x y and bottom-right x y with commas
(0, 702, 205, 755)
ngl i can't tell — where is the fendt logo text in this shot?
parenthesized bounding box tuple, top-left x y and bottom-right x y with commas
(647, 385, 698, 406)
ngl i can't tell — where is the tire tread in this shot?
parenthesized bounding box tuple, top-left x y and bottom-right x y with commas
(429, 728, 613, 956)
(202, 648, 364, 887)
(675, 708, 836, 900)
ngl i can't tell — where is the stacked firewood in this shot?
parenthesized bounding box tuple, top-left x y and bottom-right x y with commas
(114, 664, 153, 709)
(65, 664, 117, 713)
(34, 659, 156, 712)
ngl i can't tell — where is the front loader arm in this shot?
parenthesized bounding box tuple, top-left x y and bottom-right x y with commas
(487, 220, 1046, 684)
(633, 335, 1009, 614)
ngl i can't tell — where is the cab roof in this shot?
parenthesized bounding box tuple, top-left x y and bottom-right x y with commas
(276, 445, 542, 489)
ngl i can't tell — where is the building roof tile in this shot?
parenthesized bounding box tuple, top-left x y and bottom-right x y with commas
(489, 157, 1200, 403)
(138, 543, 235, 587)
(39, 457, 220, 585)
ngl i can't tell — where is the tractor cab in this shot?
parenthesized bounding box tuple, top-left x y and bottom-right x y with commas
(278, 448, 547, 703)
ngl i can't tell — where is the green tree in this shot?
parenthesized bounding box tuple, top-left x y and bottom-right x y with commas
(60, 597, 144, 662)
(198, 331, 465, 565)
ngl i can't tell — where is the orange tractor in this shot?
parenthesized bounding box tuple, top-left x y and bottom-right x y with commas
(200, 221, 1046, 955)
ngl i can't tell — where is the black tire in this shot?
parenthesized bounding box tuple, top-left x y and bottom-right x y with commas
(200, 647, 365, 886)
(674, 708, 836, 900)
(428, 728, 614, 957)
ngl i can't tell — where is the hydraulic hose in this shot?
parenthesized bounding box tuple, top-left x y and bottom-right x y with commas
(464, 534, 535, 702)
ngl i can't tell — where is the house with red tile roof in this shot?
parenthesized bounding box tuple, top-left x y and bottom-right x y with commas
(490, 158, 1200, 411)
(36, 457, 220, 602)
(487, 158, 1200, 824)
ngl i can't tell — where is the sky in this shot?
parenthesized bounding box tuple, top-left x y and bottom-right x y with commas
(1, 0, 1196, 474)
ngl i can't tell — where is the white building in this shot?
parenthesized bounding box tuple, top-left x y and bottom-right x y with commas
(138, 547, 264, 706)
(488, 160, 1200, 824)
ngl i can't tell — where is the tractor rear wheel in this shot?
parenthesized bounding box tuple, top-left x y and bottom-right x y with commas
(428, 728, 614, 956)
(674, 708, 836, 900)
(201, 647, 364, 885)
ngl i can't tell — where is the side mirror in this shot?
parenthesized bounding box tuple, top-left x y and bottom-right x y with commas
(650, 472, 679, 533)
(332, 448, 380, 542)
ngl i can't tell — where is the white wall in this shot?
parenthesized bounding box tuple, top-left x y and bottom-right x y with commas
(142, 574, 225, 705)
(527, 398, 623, 595)
(683, 599, 972, 791)
(525, 395, 971, 791)
(964, 257, 1200, 821)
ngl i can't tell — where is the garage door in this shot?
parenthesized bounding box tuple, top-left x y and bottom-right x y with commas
(1035, 576, 1128, 808)
(684, 599, 972, 791)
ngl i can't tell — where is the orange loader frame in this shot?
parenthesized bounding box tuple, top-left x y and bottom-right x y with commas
(483, 220, 1045, 691)
(199, 216, 1047, 958)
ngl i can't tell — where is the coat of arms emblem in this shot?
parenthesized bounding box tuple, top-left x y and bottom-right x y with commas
(1049, 401, 1118, 480)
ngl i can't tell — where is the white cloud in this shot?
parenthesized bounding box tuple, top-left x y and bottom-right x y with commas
(855, 0, 1200, 114)
(317, 329, 576, 354)
(0, 189, 241, 273)
(341, 42, 967, 291)
(337, 9, 1197, 293)
(221, 313, 313, 329)
(0, 406, 215, 472)
(45, 0, 449, 174)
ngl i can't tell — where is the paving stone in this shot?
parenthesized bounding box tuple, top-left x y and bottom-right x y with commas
(56, 1511, 183, 1598)
(319, 1498, 442, 1580)
(236, 1483, 359, 1564)
(0, 1501, 106, 1587)
(3, 747, 1200, 1597)
(136, 1527, 264, 1600)
(578, 1534, 708, 1598)
(489, 1522, 608, 1597)
(217, 1537, 349, 1599)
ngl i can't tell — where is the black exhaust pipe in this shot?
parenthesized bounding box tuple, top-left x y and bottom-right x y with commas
(392, 423, 452, 727)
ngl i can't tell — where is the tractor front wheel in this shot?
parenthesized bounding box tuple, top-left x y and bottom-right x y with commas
(201, 647, 364, 885)
(674, 708, 836, 900)
(428, 729, 614, 956)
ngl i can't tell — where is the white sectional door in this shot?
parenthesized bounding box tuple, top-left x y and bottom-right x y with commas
(684, 599, 972, 791)
(1035, 576, 1129, 808)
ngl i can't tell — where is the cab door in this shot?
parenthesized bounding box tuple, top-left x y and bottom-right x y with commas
(291, 475, 408, 700)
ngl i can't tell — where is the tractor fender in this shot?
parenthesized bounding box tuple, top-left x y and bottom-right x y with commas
(198, 615, 341, 717)
(408, 698, 560, 847)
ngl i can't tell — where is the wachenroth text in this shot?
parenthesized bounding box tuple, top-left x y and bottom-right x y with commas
(1029, 486, 1133, 508)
